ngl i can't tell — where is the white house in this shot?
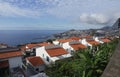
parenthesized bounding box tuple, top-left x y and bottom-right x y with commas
(53, 38, 75, 53)
(0, 48, 23, 69)
(26, 56, 46, 73)
(87, 39, 100, 46)
(53, 37, 81, 45)
(100, 38, 111, 43)
(94, 37, 104, 44)
(69, 42, 87, 51)
(35, 45, 72, 65)
(53, 38, 73, 46)
(81, 38, 92, 46)
(20, 42, 52, 56)
(80, 38, 100, 49)
(62, 40, 86, 53)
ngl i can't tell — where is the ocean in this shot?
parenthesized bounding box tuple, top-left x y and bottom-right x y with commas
(0, 30, 64, 46)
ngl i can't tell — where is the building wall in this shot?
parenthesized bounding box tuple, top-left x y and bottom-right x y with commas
(61, 53, 72, 58)
(62, 42, 74, 53)
(36, 46, 72, 65)
(34, 64, 45, 72)
(36, 47, 52, 65)
(94, 37, 104, 43)
(81, 39, 88, 46)
(9, 56, 22, 68)
(62, 42, 70, 50)
(81, 39, 92, 47)
(53, 41, 59, 45)
(50, 53, 72, 62)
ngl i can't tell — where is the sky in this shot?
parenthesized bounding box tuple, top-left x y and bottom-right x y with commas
(0, 0, 120, 30)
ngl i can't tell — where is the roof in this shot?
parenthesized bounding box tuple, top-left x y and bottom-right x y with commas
(27, 56, 44, 67)
(58, 39, 73, 43)
(70, 43, 86, 50)
(20, 45, 26, 51)
(87, 40, 100, 45)
(37, 42, 53, 46)
(82, 36, 93, 39)
(46, 47, 68, 57)
(26, 42, 52, 49)
(0, 60, 9, 68)
(0, 51, 23, 59)
(0, 47, 20, 53)
(101, 38, 111, 43)
(69, 37, 80, 40)
(0, 43, 8, 47)
(26, 43, 38, 49)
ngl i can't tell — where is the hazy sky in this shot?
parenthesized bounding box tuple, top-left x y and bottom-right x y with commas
(0, 0, 120, 30)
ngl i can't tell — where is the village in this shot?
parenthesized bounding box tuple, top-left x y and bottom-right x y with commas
(0, 34, 118, 77)
(0, 18, 120, 77)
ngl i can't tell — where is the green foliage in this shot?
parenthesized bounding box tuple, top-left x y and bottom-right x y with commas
(45, 39, 119, 77)
(46, 39, 53, 43)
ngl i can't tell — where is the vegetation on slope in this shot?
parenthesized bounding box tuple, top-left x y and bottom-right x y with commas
(46, 38, 119, 77)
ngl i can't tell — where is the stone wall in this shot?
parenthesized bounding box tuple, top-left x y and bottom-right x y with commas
(101, 42, 120, 77)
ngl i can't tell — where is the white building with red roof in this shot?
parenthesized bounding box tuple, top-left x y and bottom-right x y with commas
(53, 37, 81, 45)
(26, 56, 45, 73)
(0, 47, 23, 69)
(20, 42, 53, 56)
(53, 38, 73, 45)
(81, 37, 100, 46)
(94, 37, 111, 44)
(62, 40, 86, 53)
(35, 45, 72, 65)
(100, 38, 111, 43)
(94, 37, 104, 44)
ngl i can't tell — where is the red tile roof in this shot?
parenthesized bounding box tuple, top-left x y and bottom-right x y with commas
(46, 47, 68, 57)
(26, 43, 38, 49)
(70, 44, 86, 50)
(38, 42, 53, 46)
(101, 38, 111, 43)
(0, 51, 23, 59)
(69, 37, 80, 40)
(27, 56, 44, 67)
(58, 39, 73, 43)
(26, 42, 52, 49)
(0, 60, 9, 68)
(87, 40, 100, 45)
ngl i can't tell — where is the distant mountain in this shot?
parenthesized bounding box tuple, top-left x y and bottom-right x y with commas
(53, 18, 120, 39)
(112, 18, 120, 30)
(101, 26, 112, 30)
(101, 18, 120, 30)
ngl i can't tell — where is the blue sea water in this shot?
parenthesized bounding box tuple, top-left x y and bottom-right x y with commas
(0, 30, 64, 46)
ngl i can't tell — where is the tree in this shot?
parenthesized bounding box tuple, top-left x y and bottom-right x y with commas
(45, 39, 119, 77)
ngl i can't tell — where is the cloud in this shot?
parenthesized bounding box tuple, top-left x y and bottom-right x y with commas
(46, 0, 120, 25)
(0, 1, 41, 17)
(1, 0, 120, 25)
(47, 0, 81, 18)
(80, 13, 110, 25)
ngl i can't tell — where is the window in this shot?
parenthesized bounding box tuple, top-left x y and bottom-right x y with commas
(33, 48, 36, 52)
(36, 68, 39, 72)
(71, 50, 74, 54)
(46, 56, 49, 62)
(43, 54, 44, 57)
